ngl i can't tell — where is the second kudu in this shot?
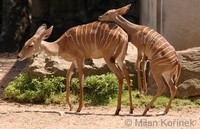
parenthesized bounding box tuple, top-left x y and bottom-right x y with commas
(17, 22, 133, 115)
(99, 4, 181, 115)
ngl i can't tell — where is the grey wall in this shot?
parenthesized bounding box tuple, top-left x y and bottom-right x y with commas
(140, 0, 200, 50)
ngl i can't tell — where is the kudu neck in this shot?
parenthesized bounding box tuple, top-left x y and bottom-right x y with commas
(113, 15, 138, 34)
(41, 40, 59, 56)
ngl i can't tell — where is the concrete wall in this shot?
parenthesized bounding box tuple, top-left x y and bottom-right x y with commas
(140, 0, 158, 31)
(140, 0, 200, 50)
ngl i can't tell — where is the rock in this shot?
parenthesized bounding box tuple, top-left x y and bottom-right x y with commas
(147, 47, 200, 98)
(27, 52, 71, 77)
(176, 47, 200, 98)
(176, 79, 200, 98)
(27, 44, 138, 79)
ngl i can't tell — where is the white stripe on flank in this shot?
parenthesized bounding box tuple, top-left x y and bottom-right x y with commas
(145, 32, 160, 55)
(146, 32, 159, 46)
(141, 27, 149, 41)
(88, 22, 95, 50)
(103, 25, 116, 48)
(142, 27, 149, 35)
(100, 24, 109, 45)
(151, 45, 174, 61)
(85, 24, 88, 44)
(151, 42, 168, 57)
(148, 36, 164, 57)
(90, 22, 95, 45)
(105, 28, 119, 49)
(80, 26, 84, 48)
(90, 22, 94, 42)
(152, 53, 177, 66)
(81, 25, 89, 56)
(98, 23, 104, 43)
(161, 46, 175, 57)
(94, 22, 101, 49)
(143, 29, 154, 43)
(67, 33, 76, 44)
(75, 26, 80, 47)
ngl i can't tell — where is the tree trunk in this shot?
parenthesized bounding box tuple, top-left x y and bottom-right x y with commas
(0, 0, 15, 52)
(0, 0, 31, 52)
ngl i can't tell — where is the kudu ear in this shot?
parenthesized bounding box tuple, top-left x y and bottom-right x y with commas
(116, 4, 131, 15)
(35, 24, 47, 36)
(40, 26, 53, 40)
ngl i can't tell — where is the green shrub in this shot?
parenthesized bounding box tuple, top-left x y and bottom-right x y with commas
(3, 72, 199, 109)
(71, 74, 119, 105)
(3, 73, 65, 103)
(3, 73, 121, 105)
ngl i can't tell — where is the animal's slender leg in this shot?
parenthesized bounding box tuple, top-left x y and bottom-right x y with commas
(66, 63, 76, 111)
(141, 55, 148, 95)
(76, 59, 85, 112)
(136, 49, 143, 95)
(104, 58, 124, 115)
(162, 73, 177, 115)
(116, 43, 133, 114)
(142, 72, 165, 116)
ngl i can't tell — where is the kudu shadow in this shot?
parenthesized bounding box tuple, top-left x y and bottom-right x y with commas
(64, 110, 153, 117)
(0, 57, 27, 94)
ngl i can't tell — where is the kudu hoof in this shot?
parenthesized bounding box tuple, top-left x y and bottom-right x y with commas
(156, 111, 167, 116)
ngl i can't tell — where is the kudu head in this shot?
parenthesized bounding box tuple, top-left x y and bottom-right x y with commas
(98, 4, 131, 22)
(17, 24, 53, 61)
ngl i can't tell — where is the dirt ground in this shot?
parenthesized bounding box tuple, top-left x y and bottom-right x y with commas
(0, 101, 200, 129)
(0, 53, 200, 129)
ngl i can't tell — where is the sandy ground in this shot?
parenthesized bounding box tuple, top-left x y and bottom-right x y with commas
(1, 53, 200, 129)
(0, 101, 200, 129)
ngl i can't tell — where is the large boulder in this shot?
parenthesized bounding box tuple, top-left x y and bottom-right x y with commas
(147, 47, 200, 98)
(27, 53, 70, 77)
(27, 43, 138, 78)
(176, 47, 200, 98)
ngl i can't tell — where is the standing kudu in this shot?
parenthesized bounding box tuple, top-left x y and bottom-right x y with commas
(18, 22, 133, 115)
(99, 4, 181, 115)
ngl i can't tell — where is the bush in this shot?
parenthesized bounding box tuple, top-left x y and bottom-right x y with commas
(3, 73, 65, 103)
(3, 73, 121, 105)
(3, 72, 198, 109)
(71, 74, 119, 105)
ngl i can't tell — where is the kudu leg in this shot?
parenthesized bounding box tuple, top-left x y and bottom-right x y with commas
(162, 73, 177, 115)
(142, 73, 166, 116)
(141, 55, 148, 95)
(117, 59, 133, 113)
(164, 86, 177, 114)
(76, 60, 85, 112)
(66, 63, 76, 111)
(136, 50, 143, 96)
(105, 58, 124, 115)
(118, 63, 133, 113)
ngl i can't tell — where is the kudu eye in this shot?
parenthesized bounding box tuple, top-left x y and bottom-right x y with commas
(28, 45, 33, 48)
(28, 43, 34, 48)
